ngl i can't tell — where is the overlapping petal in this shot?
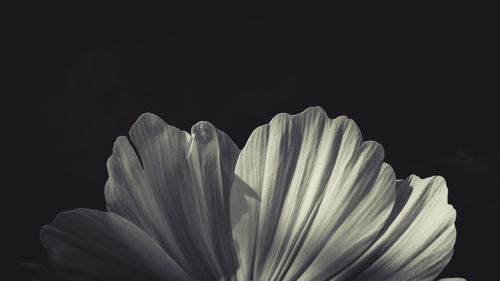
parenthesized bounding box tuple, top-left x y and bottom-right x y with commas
(40, 209, 195, 281)
(104, 113, 240, 280)
(339, 175, 457, 281)
(230, 107, 397, 281)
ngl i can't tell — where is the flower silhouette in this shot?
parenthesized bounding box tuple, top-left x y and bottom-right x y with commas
(40, 107, 463, 281)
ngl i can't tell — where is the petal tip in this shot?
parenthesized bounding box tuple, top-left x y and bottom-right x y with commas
(136, 112, 163, 122)
(129, 112, 168, 136)
(299, 106, 329, 120)
(191, 121, 218, 142)
(302, 105, 327, 114)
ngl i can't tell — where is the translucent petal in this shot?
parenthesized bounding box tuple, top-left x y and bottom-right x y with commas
(105, 113, 239, 280)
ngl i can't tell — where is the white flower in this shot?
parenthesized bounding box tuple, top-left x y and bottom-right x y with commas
(41, 107, 463, 281)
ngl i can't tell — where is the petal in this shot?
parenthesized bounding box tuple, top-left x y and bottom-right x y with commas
(105, 113, 240, 280)
(439, 279, 466, 281)
(40, 209, 194, 281)
(334, 176, 457, 281)
(230, 107, 396, 281)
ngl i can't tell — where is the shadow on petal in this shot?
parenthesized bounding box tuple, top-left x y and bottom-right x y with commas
(230, 175, 261, 227)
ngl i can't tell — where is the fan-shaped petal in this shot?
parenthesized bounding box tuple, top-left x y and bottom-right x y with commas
(40, 209, 194, 281)
(104, 113, 240, 280)
(333, 175, 457, 281)
(230, 107, 396, 281)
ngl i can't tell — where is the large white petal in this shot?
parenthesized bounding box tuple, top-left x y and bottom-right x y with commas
(230, 107, 396, 281)
(40, 209, 194, 281)
(105, 113, 240, 280)
(339, 175, 457, 281)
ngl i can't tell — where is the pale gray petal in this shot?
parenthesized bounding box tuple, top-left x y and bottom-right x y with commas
(230, 107, 396, 281)
(40, 209, 194, 281)
(333, 176, 457, 281)
(105, 113, 240, 280)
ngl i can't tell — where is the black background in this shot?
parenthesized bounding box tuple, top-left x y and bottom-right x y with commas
(7, 2, 499, 280)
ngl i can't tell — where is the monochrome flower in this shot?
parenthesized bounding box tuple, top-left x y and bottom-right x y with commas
(40, 107, 463, 281)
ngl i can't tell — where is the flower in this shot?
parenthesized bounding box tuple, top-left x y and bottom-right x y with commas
(40, 107, 464, 281)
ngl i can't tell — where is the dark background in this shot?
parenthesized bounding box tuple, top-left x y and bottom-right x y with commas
(7, 3, 499, 280)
